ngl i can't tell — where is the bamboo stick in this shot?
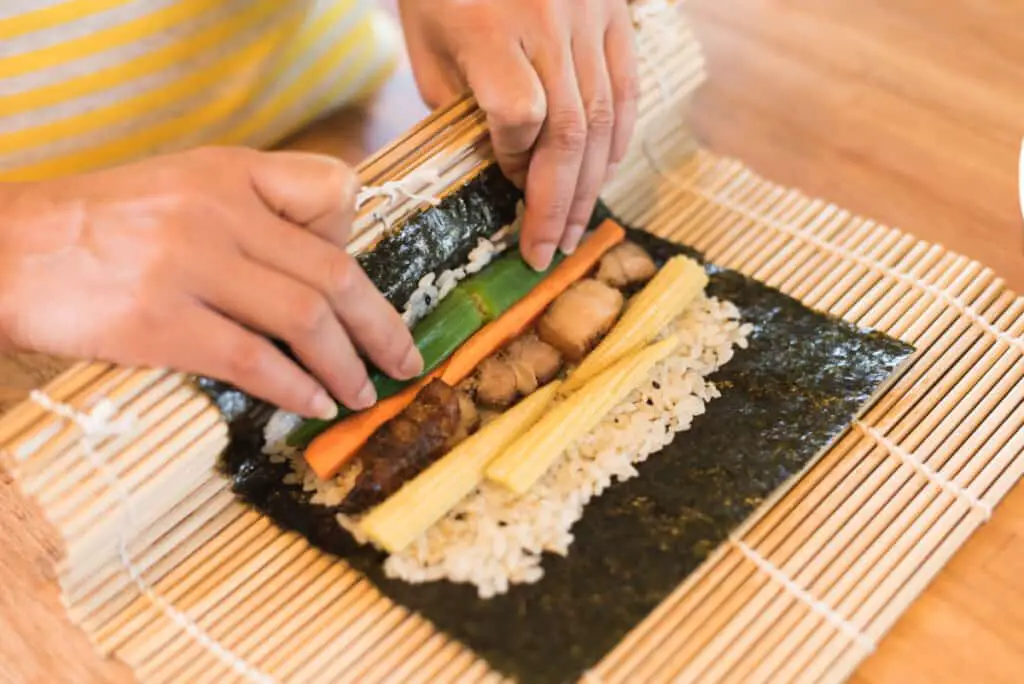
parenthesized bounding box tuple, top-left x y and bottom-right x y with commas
(1, 3, 1021, 683)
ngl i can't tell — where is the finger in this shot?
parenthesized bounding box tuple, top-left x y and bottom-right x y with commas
(177, 303, 338, 420)
(249, 150, 359, 248)
(398, 6, 467, 108)
(190, 253, 380, 412)
(605, 4, 640, 169)
(520, 31, 588, 270)
(229, 215, 422, 383)
(459, 43, 546, 189)
(407, 44, 467, 108)
(562, 21, 616, 253)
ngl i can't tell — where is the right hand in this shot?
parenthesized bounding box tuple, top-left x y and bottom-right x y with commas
(0, 147, 423, 419)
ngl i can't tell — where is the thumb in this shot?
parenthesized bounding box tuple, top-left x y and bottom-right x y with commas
(248, 151, 359, 248)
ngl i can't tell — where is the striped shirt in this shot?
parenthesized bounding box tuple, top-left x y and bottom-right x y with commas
(0, 0, 400, 182)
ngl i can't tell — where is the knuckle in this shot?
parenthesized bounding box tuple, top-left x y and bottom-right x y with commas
(530, 0, 562, 31)
(227, 338, 270, 379)
(614, 70, 641, 104)
(548, 111, 588, 153)
(291, 292, 332, 340)
(496, 96, 546, 131)
(586, 96, 615, 132)
(540, 194, 572, 224)
(327, 252, 358, 297)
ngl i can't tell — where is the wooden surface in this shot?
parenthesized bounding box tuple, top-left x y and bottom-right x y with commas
(2, 1, 1023, 682)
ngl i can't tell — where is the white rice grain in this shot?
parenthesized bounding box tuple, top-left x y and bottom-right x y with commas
(373, 293, 752, 598)
(398, 203, 520, 328)
(262, 279, 753, 600)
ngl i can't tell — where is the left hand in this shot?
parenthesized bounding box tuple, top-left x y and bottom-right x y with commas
(398, 0, 639, 271)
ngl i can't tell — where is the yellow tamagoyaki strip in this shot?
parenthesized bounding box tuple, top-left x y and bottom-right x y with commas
(561, 255, 707, 394)
(485, 335, 681, 494)
(357, 381, 562, 553)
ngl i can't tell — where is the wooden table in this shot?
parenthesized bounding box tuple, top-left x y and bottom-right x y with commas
(2, 1, 1022, 682)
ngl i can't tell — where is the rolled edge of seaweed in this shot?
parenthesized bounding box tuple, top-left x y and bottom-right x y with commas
(196, 163, 528, 428)
(298, 220, 628, 473)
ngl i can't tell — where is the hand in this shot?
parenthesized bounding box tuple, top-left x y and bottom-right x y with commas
(398, 0, 639, 270)
(0, 147, 422, 419)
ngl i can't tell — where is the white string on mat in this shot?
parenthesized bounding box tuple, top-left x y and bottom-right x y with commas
(729, 536, 877, 654)
(356, 167, 443, 227)
(856, 421, 993, 522)
(28, 390, 276, 684)
(640, 144, 1024, 357)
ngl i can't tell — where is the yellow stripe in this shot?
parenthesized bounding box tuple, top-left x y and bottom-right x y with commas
(9, 20, 380, 181)
(265, 0, 358, 79)
(0, 4, 296, 154)
(267, 21, 399, 145)
(0, 0, 218, 78)
(345, 12, 402, 105)
(0, 0, 129, 40)
(4, 16, 377, 179)
(224, 16, 377, 145)
(349, 47, 399, 105)
(2, 2, 296, 116)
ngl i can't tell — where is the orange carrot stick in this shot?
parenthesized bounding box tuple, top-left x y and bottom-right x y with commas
(305, 363, 448, 479)
(443, 219, 625, 383)
(304, 218, 626, 480)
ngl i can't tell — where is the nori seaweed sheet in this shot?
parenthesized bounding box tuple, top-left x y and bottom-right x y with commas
(195, 165, 523, 415)
(357, 164, 523, 307)
(214, 177, 915, 683)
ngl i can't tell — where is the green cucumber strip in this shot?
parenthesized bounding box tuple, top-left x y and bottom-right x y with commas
(460, 250, 565, 320)
(286, 291, 486, 447)
(285, 249, 563, 448)
(411, 288, 486, 371)
(286, 415, 341, 448)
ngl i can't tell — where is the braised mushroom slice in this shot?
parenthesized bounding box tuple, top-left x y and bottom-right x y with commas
(448, 390, 481, 448)
(537, 278, 624, 362)
(476, 356, 519, 409)
(596, 241, 658, 289)
(505, 334, 563, 386)
(339, 379, 462, 514)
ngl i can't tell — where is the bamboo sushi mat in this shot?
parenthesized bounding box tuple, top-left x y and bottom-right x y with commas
(1, 1, 1022, 682)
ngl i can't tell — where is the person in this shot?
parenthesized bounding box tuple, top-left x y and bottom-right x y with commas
(0, 0, 639, 422)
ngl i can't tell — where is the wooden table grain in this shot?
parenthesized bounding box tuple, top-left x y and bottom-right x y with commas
(2, 1, 1022, 682)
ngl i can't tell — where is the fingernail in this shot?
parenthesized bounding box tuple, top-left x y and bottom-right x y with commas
(529, 242, 557, 271)
(399, 346, 424, 378)
(560, 224, 585, 254)
(312, 390, 338, 421)
(354, 380, 377, 410)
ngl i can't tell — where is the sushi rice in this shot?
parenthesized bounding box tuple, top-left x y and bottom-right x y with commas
(262, 290, 752, 599)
